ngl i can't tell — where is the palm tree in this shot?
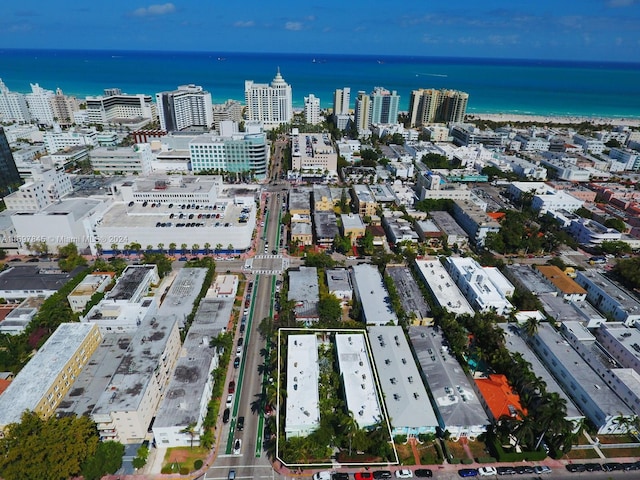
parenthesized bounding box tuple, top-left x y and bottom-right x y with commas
(169, 243, 177, 254)
(340, 411, 359, 456)
(204, 242, 211, 254)
(215, 243, 223, 253)
(95, 243, 103, 256)
(146, 244, 153, 253)
(157, 242, 164, 253)
(523, 317, 540, 338)
(192, 244, 200, 255)
(111, 243, 118, 255)
(180, 422, 198, 449)
(181, 243, 188, 254)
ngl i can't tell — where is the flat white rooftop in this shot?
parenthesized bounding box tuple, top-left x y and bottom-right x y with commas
(367, 326, 439, 432)
(351, 264, 398, 326)
(335, 333, 382, 429)
(414, 259, 474, 316)
(285, 334, 320, 438)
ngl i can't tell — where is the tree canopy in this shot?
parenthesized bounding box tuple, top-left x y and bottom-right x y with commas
(0, 411, 106, 480)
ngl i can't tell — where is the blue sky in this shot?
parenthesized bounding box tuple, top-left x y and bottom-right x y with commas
(2, 1, 640, 62)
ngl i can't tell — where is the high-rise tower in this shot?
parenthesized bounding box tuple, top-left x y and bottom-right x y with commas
(244, 69, 293, 127)
(0, 127, 22, 197)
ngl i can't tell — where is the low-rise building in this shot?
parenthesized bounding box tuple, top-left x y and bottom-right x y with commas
(500, 323, 584, 427)
(285, 334, 320, 438)
(530, 322, 634, 434)
(288, 267, 320, 323)
(152, 297, 232, 447)
(475, 374, 526, 422)
(291, 132, 337, 174)
(335, 333, 382, 429)
(410, 326, 490, 439)
(340, 214, 366, 239)
(568, 218, 622, 247)
(211, 274, 238, 299)
(352, 184, 378, 217)
(368, 326, 439, 436)
(428, 211, 468, 247)
(534, 265, 587, 302)
(414, 259, 474, 317)
(594, 323, 640, 375)
(446, 257, 514, 315)
(532, 190, 584, 214)
(314, 211, 339, 247)
(351, 264, 398, 326)
(575, 269, 640, 325)
(326, 269, 353, 306)
(386, 266, 432, 324)
(90, 144, 153, 176)
(0, 297, 44, 335)
(451, 199, 500, 247)
(0, 265, 75, 301)
(290, 222, 313, 247)
(0, 323, 101, 430)
(67, 272, 114, 313)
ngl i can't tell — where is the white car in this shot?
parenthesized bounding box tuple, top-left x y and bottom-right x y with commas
(233, 438, 242, 455)
(478, 466, 497, 476)
(533, 466, 552, 475)
(236, 346, 242, 355)
(312, 473, 331, 480)
(225, 394, 233, 408)
(395, 470, 413, 479)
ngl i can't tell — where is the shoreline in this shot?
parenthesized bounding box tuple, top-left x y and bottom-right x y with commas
(466, 112, 640, 127)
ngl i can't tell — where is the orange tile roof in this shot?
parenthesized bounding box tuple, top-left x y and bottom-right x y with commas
(487, 212, 506, 221)
(535, 265, 587, 295)
(0, 378, 11, 396)
(475, 374, 526, 420)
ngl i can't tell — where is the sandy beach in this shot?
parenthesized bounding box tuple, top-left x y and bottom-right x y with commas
(466, 113, 640, 128)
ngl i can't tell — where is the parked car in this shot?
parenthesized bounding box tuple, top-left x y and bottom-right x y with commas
(237, 337, 244, 347)
(496, 466, 516, 475)
(228, 469, 236, 480)
(584, 463, 602, 472)
(312, 472, 331, 480)
(225, 394, 233, 407)
(228, 381, 235, 394)
(414, 470, 432, 478)
(237, 416, 245, 431)
(478, 466, 497, 477)
(354, 473, 373, 480)
(533, 466, 551, 474)
(233, 356, 240, 368)
(332, 474, 349, 480)
(239, 323, 246, 333)
(395, 470, 413, 479)
(566, 464, 585, 473)
(373, 471, 392, 479)
(236, 346, 242, 355)
(222, 408, 230, 423)
(458, 469, 478, 478)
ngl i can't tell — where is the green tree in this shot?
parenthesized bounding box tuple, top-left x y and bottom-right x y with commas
(318, 293, 342, 323)
(359, 229, 374, 255)
(0, 411, 99, 480)
(82, 441, 124, 480)
(132, 444, 150, 469)
(604, 218, 626, 232)
(141, 252, 173, 277)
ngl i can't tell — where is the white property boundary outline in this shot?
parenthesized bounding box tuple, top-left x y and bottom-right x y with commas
(275, 327, 400, 468)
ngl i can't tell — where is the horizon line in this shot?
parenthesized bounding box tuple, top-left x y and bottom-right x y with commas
(1, 47, 639, 67)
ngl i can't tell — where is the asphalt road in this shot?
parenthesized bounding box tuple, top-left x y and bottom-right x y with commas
(206, 188, 283, 480)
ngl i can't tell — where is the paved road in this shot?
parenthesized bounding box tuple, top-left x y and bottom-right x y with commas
(206, 189, 283, 480)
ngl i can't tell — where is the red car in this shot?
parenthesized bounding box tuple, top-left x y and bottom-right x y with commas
(355, 473, 373, 480)
(228, 381, 236, 394)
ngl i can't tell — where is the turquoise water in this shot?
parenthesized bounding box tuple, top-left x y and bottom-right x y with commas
(1, 49, 640, 118)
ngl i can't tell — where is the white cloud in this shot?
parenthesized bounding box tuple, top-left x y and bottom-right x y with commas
(285, 21, 303, 31)
(132, 3, 176, 17)
(234, 20, 255, 28)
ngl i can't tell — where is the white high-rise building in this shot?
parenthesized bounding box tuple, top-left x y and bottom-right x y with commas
(156, 84, 214, 132)
(333, 87, 350, 115)
(0, 79, 31, 123)
(85, 90, 154, 126)
(244, 70, 293, 128)
(304, 94, 320, 125)
(26, 83, 55, 126)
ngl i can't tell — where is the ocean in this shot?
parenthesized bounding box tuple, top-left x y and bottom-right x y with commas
(1, 49, 640, 119)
